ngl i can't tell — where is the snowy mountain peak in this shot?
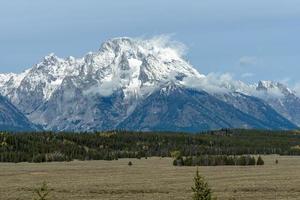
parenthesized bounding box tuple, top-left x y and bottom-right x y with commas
(0, 37, 204, 108)
(256, 80, 293, 96)
(0, 73, 14, 85)
(37, 53, 63, 68)
(100, 37, 137, 52)
(0, 37, 299, 131)
(99, 37, 191, 65)
(44, 52, 58, 60)
(80, 37, 204, 97)
(257, 80, 275, 90)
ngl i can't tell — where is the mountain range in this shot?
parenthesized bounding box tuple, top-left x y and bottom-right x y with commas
(0, 37, 299, 132)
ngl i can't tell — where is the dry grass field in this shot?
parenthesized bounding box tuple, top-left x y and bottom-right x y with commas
(0, 155, 300, 200)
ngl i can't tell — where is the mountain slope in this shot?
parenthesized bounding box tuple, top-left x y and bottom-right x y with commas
(215, 92, 298, 130)
(118, 84, 297, 132)
(0, 95, 38, 131)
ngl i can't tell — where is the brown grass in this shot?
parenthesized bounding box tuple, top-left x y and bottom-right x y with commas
(0, 155, 299, 200)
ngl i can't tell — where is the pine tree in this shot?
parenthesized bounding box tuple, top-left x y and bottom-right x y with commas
(33, 181, 50, 200)
(256, 156, 264, 165)
(192, 168, 212, 200)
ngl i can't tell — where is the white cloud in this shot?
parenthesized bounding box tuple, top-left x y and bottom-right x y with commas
(239, 56, 257, 67)
(137, 34, 188, 59)
(183, 75, 230, 94)
(279, 77, 291, 85)
(183, 72, 254, 94)
(241, 72, 254, 78)
(183, 72, 290, 100)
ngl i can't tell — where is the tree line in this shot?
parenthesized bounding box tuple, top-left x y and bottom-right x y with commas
(173, 155, 264, 166)
(0, 129, 299, 163)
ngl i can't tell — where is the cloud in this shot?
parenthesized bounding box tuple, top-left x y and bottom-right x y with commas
(183, 73, 252, 94)
(183, 72, 288, 99)
(241, 72, 254, 78)
(136, 34, 188, 60)
(183, 75, 230, 94)
(239, 56, 257, 67)
(151, 35, 187, 56)
(279, 77, 291, 85)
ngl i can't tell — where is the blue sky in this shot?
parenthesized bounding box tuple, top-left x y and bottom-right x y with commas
(0, 0, 300, 86)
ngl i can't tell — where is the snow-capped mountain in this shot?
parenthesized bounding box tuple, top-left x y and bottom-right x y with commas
(0, 37, 298, 132)
(254, 81, 300, 126)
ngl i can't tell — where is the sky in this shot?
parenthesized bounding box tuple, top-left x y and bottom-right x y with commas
(0, 0, 300, 87)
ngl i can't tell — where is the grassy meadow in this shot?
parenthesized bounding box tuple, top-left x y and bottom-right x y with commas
(0, 155, 300, 200)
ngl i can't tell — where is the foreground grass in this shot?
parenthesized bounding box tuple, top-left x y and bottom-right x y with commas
(0, 155, 299, 200)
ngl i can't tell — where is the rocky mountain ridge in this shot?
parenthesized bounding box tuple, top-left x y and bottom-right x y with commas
(0, 37, 298, 131)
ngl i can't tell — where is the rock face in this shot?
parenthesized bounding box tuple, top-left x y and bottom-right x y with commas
(0, 37, 298, 132)
(0, 95, 38, 131)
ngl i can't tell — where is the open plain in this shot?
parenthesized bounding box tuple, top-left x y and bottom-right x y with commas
(0, 155, 300, 200)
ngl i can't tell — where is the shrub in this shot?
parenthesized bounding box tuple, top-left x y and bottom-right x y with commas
(45, 152, 67, 162)
(173, 157, 184, 166)
(173, 159, 178, 166)
(171, 150, 182, 159)
(248, 156, 256, 165)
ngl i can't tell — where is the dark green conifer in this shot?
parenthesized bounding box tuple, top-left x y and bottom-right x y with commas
(256, 156, 264, 165)
(192, 169, 212, 200)
(33, 182, 50, 200)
